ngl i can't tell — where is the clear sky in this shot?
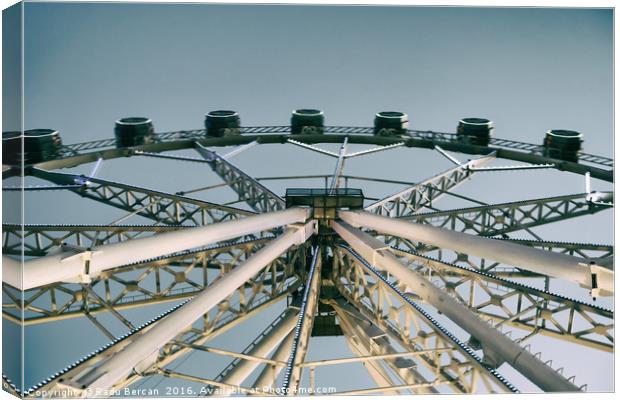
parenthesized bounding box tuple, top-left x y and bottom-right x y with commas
(2, 2, 613, 394)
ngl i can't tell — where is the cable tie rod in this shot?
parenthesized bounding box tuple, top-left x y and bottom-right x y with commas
(222, 140, 259, 160)
(286, 139, 340, 158)
(345, 142, 405, 158)
(434, 145, 462, 166)
(468, 164, 556, 172)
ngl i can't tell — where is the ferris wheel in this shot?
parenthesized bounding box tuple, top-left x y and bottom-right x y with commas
(1, 109, 614, 396)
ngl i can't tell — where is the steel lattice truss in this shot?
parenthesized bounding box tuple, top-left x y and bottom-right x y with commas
(1, 128, 614, 397)
(407, 193, 611, 236)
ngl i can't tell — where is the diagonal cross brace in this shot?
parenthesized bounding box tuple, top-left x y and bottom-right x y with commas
(407, 192, 612, 237)
(365, 152, 497, 217)
(32, 167, 253, 226)
(195, 142, 286, 213)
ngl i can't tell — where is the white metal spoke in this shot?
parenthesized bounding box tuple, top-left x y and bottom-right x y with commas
(332, 220, 579, 392)
(39, 222, 315, 395)
(340, 210, 613, 295)
(3, 208, 309, 291)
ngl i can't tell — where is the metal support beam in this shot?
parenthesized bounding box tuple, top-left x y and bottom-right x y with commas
(3, 208, 310, 290)
(2, 238, 281, 324)
(339, 324, 402, 396)
(340, 210, 613, 295)
(332, 220, 579, 392)
(251, 332, 295, 393)
(392, 248, 614, 352)
(365, 152, 496, 217)
(434, 145, 462, 166)
(217, 308, 299, 391)
(28, 284, 298, 398)
(117, 280, 302, 394)
(335, 302, 438, 394)
(195, 142, 285, 213)
(499, 239, 613, 260)
(467, 163, 556, 172)
(3, 224, 185, 257)
(222, 141, 259, 160)
(407, 193, 612, 237)
(32, 168, 252, 226)
(282, 247, 322, 394)
(60, 221, 316, 394)
(344, 142, 405, 158)
(286, 139, 339, 158)
(329, 257, 513, 394)
(328, 137, 348, 192)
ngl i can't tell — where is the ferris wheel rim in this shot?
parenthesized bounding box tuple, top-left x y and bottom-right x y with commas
(2, 124, 614, 396)
(2, 128, 613, 183)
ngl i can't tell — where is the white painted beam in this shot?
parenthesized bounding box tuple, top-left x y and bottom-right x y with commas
(70, 220, 317, 394)
(251, 332, 295, 392)
(221, 308, 299, 391)
(339, 210, 612, 295)
(332, 220, 579, 392)
(4, 208, 310, 290)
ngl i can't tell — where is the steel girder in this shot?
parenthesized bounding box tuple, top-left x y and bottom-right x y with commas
(4, 208, 309, 291)
(32, 168, 253, 226)
(25, 281, 300, 398)
(378, 234, 614, 279)
(123, 275, 305, 397)
(333, 222, 578, 392)
(3, 224, 185, 257)
(501, 240, 613, 257)
(392, 248, 613, 352)
(334, 301, 438, 395)
(195, 143, 285, 213)
(28, 223, 315, 397)
(72, 222, 315, 393)
(341, 210, 613, 295)
(330, 250, 517, 394)
(211, 308, 299, 392)
(337, 318, 403, 396)
(364, 153, 496, 217)
(251, 333, 295, 392)
(281, 247, 322, 394)
(407, 193, 612, 237)
(2, 238, 294, 325)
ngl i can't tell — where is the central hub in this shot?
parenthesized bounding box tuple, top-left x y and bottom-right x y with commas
(285, 188, 364, 220)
